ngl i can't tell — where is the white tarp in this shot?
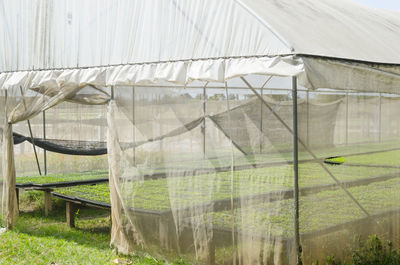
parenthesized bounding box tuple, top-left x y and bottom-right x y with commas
(1, 0, 400, 93)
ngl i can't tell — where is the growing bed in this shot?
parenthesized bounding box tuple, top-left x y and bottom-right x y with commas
(16, 170, 108, 189)
(52, 162, 400, 211)
(48, 145, 400, 263)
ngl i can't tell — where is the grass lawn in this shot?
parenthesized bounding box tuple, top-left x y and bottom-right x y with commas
(0, 191, 186, 265)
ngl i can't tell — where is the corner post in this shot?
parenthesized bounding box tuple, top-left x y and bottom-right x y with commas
(292, 76, 302, 265)
(202, 82, 207, 158)
(43, 111, 47, 175)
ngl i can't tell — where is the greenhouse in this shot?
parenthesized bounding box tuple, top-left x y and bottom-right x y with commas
(1, 0, 400, 264)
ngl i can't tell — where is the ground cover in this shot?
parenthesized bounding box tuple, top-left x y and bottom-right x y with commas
(0, 191, 186, 265)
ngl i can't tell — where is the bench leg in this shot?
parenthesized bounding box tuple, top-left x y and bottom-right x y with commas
(44, 190, 52, 216)
(66, 202, 75, 228)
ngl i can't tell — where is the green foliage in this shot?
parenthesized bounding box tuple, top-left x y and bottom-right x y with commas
(313, 255, 348, 265)
(325, 157, 346, 164)
(316, 236, 400, 265)
(54, 159, 398, 213)
(352, 236, 400, 265)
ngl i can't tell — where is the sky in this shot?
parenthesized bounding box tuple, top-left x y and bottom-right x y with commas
(354, 0, 400, 11)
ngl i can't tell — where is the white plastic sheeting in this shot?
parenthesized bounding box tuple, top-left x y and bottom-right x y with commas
(1, 0, 400, 94)
(0, 56, 304, 91)
(2, 0, 400, 73)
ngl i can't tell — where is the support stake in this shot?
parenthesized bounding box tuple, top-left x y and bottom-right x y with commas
(43, 111, 47, 175)
(292, 77, 302, 265)
(19, 86, 42, 176)
(202, 82, 208, 158)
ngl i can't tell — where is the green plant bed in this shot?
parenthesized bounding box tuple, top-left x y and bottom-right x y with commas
(139, 140, 400, 176)
(54, 162, 399, 212)
(344, 149, 400, 167)
(16, 170, 108, 185)
(198, 177, 400, 238)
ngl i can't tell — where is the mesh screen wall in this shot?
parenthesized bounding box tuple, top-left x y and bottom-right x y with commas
(105, 75, 400, 264)
(12, 101, 108, 179)
(2, 74, 400, 264)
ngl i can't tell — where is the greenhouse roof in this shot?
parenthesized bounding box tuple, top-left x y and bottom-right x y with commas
(1, 0, 400, 74)
(0, 0, 399, 92)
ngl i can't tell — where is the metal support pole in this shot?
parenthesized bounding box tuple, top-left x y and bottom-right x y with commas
(258, 76, 272, 154)
(345, 91, 349, 145)
(379, 93, 382, 142)
(292, 77, 302, 265)
(132, 86, 136, 166)
(260, 88, 263, 153)
(306, 90, 310, 147)
(19, 86, 42, 176)
(43, 111, 47, 175)
(202, 82, 208, 158)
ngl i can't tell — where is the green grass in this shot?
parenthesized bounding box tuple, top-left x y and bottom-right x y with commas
(0, 191, 187, 265)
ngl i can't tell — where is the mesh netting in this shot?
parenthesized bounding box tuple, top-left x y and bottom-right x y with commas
(12, 101, 108, 177)
(104, 76, 400, 264)
(2, 74, 400, 263)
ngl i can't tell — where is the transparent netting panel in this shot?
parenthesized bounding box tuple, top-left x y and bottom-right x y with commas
(299, 89, 400, 264)
(110, 75, 297, 264)
(0, 83, 110, 186)
(13, 112, 44, 176)
(41, 102, 108, 175)
(13, 101, 108, 178)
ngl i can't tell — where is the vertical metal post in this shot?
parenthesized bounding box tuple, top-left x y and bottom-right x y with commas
(306, 90, 310, 147)
(345, 91, 349, 145)
(43, 111, 47, 175)
(132, 86, 136, 166)
(202, 83, 207, 158)
(260, 88, 263, 153)
(379, 93, 382, 142)
(19, 86, 42, 176)
(292, 76, 302, 265)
